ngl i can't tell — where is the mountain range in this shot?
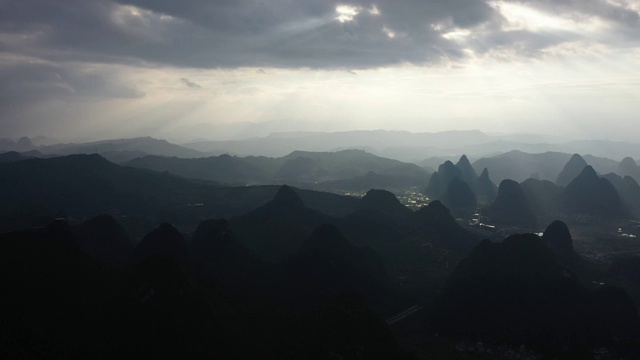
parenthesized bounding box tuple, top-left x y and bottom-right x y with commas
(125, 149, 429, 190)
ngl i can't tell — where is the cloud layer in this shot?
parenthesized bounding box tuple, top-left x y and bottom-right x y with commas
(1, 0, 640, 139)
(3, 0, 639, 70)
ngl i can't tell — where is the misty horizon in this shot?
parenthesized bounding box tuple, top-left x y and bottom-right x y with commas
(2, 127, 638, 146)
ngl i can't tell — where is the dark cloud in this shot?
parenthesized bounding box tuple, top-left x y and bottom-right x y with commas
(180, 77, 201, 88)
(1, 0, 638, 71)
(0, 0, 493, 69)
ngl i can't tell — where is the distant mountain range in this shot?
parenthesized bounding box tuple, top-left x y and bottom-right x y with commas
(471, 150, 620, 184)
(0, 136, 208, 163)
(4, 131, 640, 225)
(183, 130, 640, 162)
(125, 149, 429, 191)
(0, 154, 367, 231)
(3, 131, 640, 164)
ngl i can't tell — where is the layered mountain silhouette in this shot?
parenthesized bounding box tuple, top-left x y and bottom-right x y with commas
(408, 200, 480, 255)
(556, 153, 589, 187)
(472, 150, 573, 184)
(561, 166, 629, 219)
(133, 223, 190, 268)
(5, 133, 640, 359)
(315, 170, 427, 193)
(426, 160, 463, 199)
(285, 224, 393, 312)
(126, 154, 273, 185)
(475, 167, 497, 205)
(0, 154, 219, 221)
(432, 233, 640, 357)
(471, 150, 618, 184)
(184, 130, 640, 162)
(38, 137, 206, 163)
(603, 173, 640, 216)
(485, 179, 537, 228)
(73, 214, 133, 268)
(0, 151, 32, 163)
(127, 149, 428, 190)
(0, 154, 366, 225)
(1, 218, 414, 359)
(358, 189, 412, 218)
(426, 156, 478, 212)
(542, 220, 576, 258)
(455, 155, 477, 189)
(440, 177, 477, 218)
(190, 219, 266, 296)
(617, 157, 640, 182)
(520, 178, 562, 217)
(231, 185, 333, 261)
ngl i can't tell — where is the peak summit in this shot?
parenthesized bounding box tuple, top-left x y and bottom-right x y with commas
(486, 179, 536, 228)
(360, 189, 411, 217)
(556, 154, 588, 187)
(272, 185, 305, 208)
(542, 220, 574, 257)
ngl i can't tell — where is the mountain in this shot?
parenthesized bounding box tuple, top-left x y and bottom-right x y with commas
(418, 155, 459, 172)
(337, 199, 480, 303)
(125, 154, 275, 185)
(276, 149, 428, 183)
(125, 149, 428, 190)
(542, 220, 576, 258)
(0, 154, 365, 225)
(609, 257, 640, 309)
(0, 220, 116, 357)
(455, 155, 477, 188)
(0, 217, 414, 359)
(0, 154, 222, 222)
(409, 200, 480, 255)
(441, 177, 477, 218)
(602, 173, 640, 216)
(231, 185, 334, 261)
(38, 137, 206, 163)
(185, 130, 640, 162)
(425, 160, 463, 199)
(561, 166, 629, 219)
(620, 176, 640, 216)
(0, 137, 36, 152)
(133, 223, 190, 267)
(520, 178, 562, 217)
(186, 130, 493, 159)
(190, 219, 266, 294)
(0, 151, 30, 163)
(472, 150, 618, 185)
(432, 233, 640, 357)
(485, 179, 537, 228)
(314, 171, 428, 193)
(358, 189, 412, 218)
(556, 153, 589, 187)
(287, 224, 393, 312)
(73, 214, 133, 268)
(583, 154, 619, 175)
(475, 168, 498, 205)
(618, 157, 640, 182)
(472, 150, 572, 184)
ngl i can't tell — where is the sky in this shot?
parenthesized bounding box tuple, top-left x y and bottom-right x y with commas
(1, 0, 640, 142)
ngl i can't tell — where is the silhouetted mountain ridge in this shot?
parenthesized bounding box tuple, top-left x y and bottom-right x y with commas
(561, 166, 629, 218)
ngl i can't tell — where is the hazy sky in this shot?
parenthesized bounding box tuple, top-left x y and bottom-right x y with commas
(1, 0, 640, 141)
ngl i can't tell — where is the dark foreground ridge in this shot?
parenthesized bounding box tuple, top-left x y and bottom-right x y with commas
(1, 154, 640, 359)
